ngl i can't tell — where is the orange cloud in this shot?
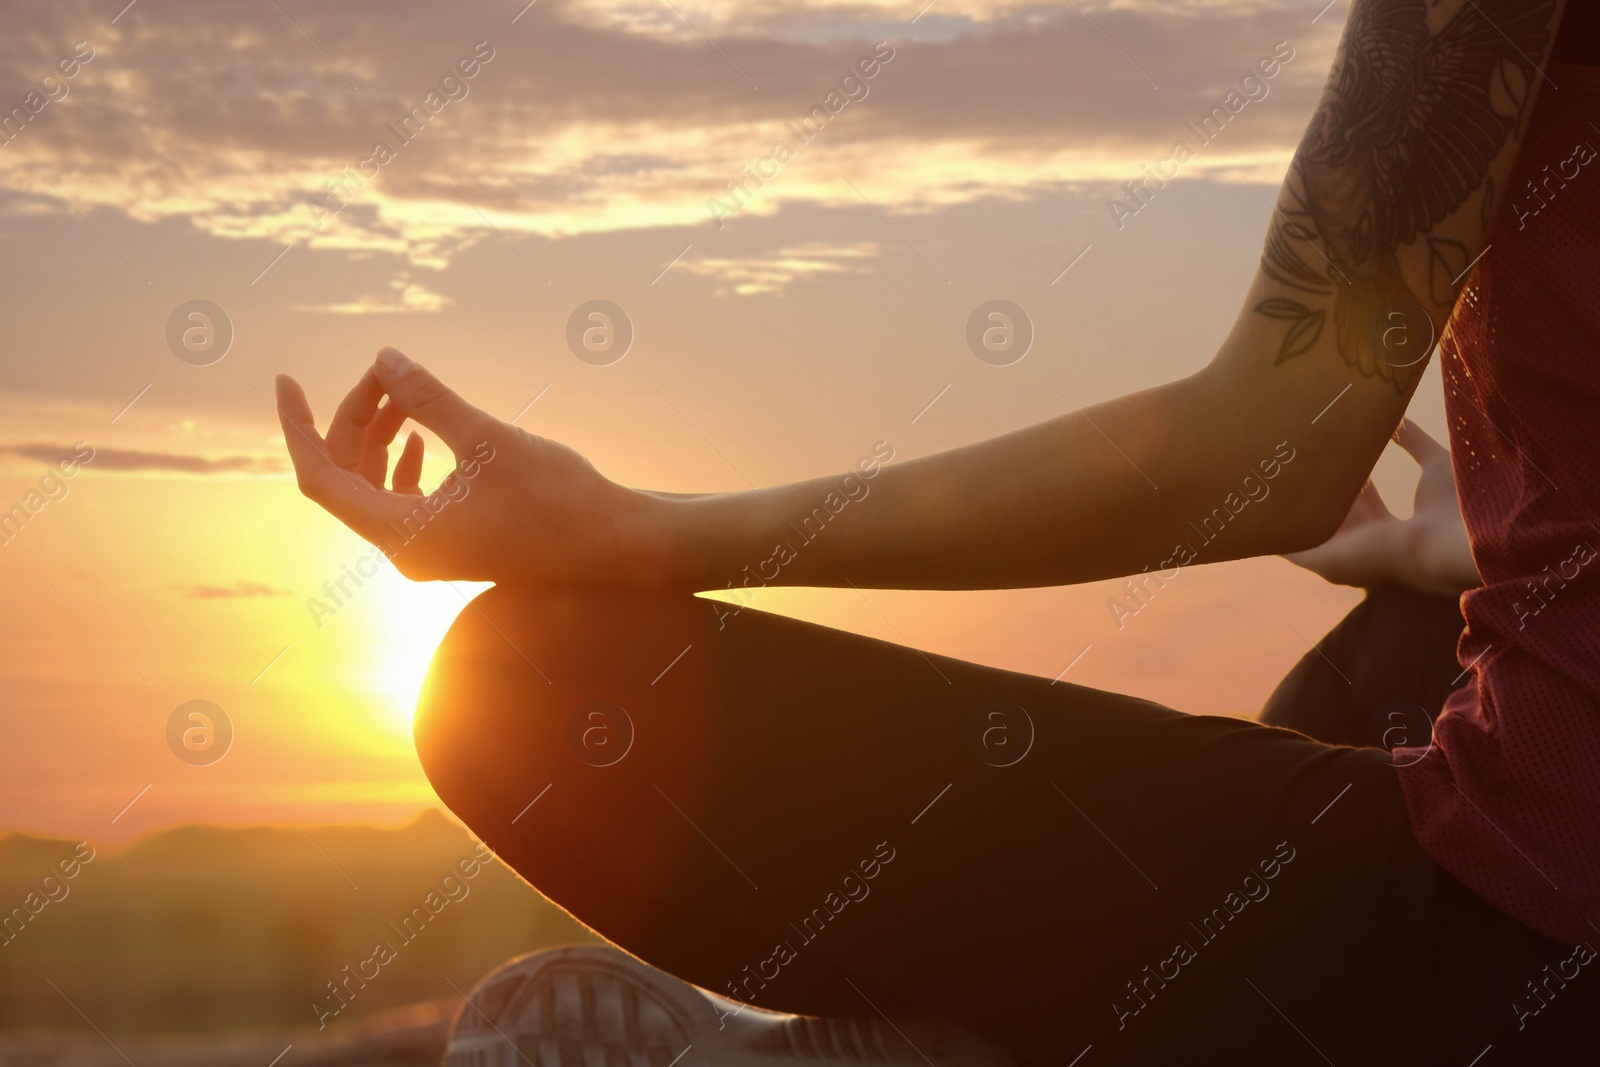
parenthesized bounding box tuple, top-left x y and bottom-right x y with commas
(0, 0, 1337, 269)
(0, 444, 285, 475)
(179, 581, 293, 599)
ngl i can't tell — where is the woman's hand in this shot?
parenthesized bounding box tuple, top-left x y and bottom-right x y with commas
(1284, 420, 1480, 597)
(275, 348, 666, 585)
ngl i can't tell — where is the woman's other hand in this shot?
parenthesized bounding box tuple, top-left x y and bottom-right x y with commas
(1284, 420, 1480, 597)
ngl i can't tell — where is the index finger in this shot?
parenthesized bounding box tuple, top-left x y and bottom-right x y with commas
(1393, 419, 1449, 467)
(326, 365, 386, 469)
(274, 374, 400, 545)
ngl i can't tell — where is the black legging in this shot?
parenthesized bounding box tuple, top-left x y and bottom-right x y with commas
(1260, 584, 1475, 750)
(415, 584, 1595, 1064)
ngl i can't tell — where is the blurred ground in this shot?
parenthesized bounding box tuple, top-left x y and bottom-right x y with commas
(0, 1000, 452, 1067)
(0, 812, 595, 1060)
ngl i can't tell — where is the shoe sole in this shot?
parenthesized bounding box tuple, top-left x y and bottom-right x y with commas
(445, 944, 1014, 1067)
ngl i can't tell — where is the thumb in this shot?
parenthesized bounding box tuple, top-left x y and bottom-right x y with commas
(1343, 480, 1389, 521)
(374, 347, 492, 452)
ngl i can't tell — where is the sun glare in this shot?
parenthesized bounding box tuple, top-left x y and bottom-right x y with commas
(372, 578, 490, 731)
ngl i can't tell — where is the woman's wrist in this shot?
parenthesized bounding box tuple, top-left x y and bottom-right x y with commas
(608, 487, 688, 589)
(618, 487, 744, 591)
(623, 483, 820, 593)
(1406, 515, 1481, 596)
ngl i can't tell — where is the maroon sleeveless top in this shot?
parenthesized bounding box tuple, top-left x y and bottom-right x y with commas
(1395, 58, 1600, 945)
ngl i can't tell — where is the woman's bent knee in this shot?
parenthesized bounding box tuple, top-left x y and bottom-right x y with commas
(413, 584, 713, 785)
(410, 585, 727, 933)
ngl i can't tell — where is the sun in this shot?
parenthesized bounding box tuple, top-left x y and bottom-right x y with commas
(371, 577, 491, 731)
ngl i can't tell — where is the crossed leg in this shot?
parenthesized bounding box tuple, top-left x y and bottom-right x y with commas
(415, 585, 1573, 1065)
(1261, 584, 1470, 748)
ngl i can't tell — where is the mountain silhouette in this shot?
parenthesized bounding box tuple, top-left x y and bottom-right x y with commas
(0, 810, 594, 1054)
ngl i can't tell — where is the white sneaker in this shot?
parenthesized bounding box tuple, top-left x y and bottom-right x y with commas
(444, 944, 1016, 1067)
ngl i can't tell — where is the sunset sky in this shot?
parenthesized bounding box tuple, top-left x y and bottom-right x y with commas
(0, 0, 1445, 844)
